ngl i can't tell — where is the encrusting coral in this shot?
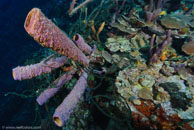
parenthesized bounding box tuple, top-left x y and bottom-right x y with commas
(182, 36, 194, 55)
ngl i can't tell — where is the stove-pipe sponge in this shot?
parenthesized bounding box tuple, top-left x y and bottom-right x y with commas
(12, 56, 67, 81)
(36, 70, 76, 105)
(73, 34, 92, 55)
(53, 71, 88, 127)
(24, 8, 89, 67)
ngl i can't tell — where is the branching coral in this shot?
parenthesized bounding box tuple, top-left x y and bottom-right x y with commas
(68, 0, 93, 16)
(145, 0, 167, 24)
(149, 30, 172, 65)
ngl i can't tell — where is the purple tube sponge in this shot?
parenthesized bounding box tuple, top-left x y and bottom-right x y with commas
(117, 0, 127, 15)
(149, 34, 156, 57)
(12, 56, 67, 81)
(53, 71, 88, 127)
(73, 34, 92, 55)
(24, 8, 89, 67)
(36, 69, 76, 105)
(145, 11, 154, 23)
(149, 30, 172, 65)
(145, 0, 167, 23)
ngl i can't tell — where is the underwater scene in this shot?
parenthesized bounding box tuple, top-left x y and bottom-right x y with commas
(1, 0, 194, 129)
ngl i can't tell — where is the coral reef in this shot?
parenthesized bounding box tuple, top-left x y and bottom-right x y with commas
(11, 0, 194, 129)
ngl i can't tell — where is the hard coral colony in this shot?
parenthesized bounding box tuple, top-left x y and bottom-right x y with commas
(12, 0, 194, 129)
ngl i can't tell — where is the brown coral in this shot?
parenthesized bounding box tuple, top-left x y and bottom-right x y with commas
(182, 38, 194, 55)
(160, 16, 186, 29)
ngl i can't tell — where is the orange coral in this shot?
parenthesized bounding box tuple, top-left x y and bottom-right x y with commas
(135, 101, 155, 117)
(182, 4, 189, 12)
(62, 66, 71, 72)
(90, 21, 105, 42)
(160, 50, 168, 61)
(131, 100, 193, 129)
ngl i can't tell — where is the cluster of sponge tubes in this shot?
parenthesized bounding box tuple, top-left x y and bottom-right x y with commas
(12, 8, 94, 127)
